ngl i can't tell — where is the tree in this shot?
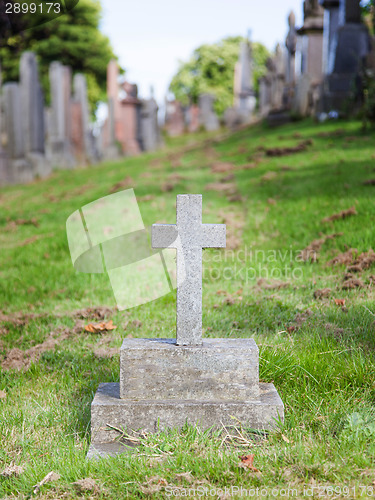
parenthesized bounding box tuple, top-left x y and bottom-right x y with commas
(0, 0, 120, 113)
(169, 36, 270, 116)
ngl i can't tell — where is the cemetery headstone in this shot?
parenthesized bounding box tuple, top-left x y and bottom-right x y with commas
(2, 83, 32, 184)
(47, 62, 75, 168)
(88, 194, 284, 458)
(73, 73, 97, 164)
(118, 81, 142, 155)
(187, 104, 200, 133)
(284, 11, 297, 110)
(321, 0, 370, 112)
(233, 39, 256, 123)
(199, 94, 220, 131)
(165, 100, 185, 137)
(140, 97, 160, 152)
(293, 0, 324, 116)
(20, 52, 51, 178)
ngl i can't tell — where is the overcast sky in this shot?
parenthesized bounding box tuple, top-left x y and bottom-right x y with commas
(100, 0, 303, 104)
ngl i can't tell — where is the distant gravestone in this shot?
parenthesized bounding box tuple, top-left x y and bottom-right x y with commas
(320, 0, 340, 74)
(2, 83, 32, 184)
(293, 0, 324, 116)
(48, 62, 75, 168)
(73, 73, 97, 164)
(87, 194, 284, 458)
(119, 81, 142, 155)
(187, 104, 200, 133)
(20, 52, 51, 178)
(165, 100, 185, 137)
(322, 0, 370, 112)
(199, 94, 219, 131)
(140, 98, 160, 152)
(234, 39, 255, 122)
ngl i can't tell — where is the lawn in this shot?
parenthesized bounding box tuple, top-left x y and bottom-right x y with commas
(1, 119, 375, 498)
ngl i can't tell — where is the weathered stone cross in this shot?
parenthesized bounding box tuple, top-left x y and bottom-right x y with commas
(152, 194, 226, 346)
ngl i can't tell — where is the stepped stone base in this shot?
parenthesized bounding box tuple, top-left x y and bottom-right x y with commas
(88, 382, 284, 457)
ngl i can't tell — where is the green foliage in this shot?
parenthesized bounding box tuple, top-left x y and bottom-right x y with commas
(169, 37, 270, 116)
(0, 0, 119, 113)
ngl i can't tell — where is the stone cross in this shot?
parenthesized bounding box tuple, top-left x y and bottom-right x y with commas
(152, 194, 226, 346)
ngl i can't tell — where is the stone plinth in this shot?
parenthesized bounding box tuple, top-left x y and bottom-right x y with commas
(89, 337, 284, 456)
(90, 381, 284, 446)
(120, 338, 260, 400)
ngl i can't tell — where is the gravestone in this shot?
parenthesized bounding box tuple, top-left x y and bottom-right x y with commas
(88, 194, 284, 458)
(294, 0, 324, 116)
(1, 83, 32, 184)
(321, 0, 370, 112)
(284, 11, 298, 109)
(258, 76, 271, 117)
(72, 73, 97, 164)
(103, 60, 121, 159)
(187, 104, 200, 133)
(199, 94, 220, 131)
(20, 52, 51, 178)
(118, 81, 142, 155)
(320, 0, 340, 74)
(48, 62, 75, 168)
(140, 97, 160, 152)
(165, 100, 185, 137)
(233, 39, 256, 123)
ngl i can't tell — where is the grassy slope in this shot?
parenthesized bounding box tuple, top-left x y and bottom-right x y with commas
(0, 120, 375, 498)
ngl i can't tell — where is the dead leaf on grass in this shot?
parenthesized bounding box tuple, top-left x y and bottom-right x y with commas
(334, 299, 346, 306)
(0, 390, 6, 399)
(239, 454, 260, 472)
(84, 320, 116, 333)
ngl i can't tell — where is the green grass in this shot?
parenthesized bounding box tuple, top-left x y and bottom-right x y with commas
(1, 119, 375, 498)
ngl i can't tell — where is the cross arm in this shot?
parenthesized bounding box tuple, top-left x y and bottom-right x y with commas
(201, 224, 226, 248)
(152, 224, 178, 249)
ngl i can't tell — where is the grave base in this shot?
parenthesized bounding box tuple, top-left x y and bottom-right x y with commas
(88, 382, 284, 458)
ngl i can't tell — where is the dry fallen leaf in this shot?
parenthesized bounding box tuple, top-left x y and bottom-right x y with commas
(334, 299, 346, 306)
(0, 390, 6, 399)
(239, 454, 260, 472)
(84, 320, 116, 333)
